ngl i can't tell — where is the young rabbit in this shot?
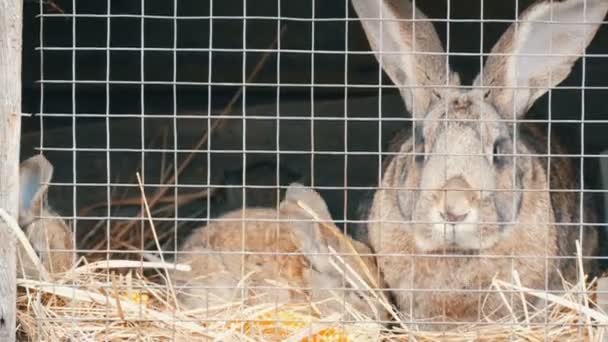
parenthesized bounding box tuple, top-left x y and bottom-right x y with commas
(172, 183, 388, 321)
(18, 155, 75, 277)
(351, 0, 608, 328)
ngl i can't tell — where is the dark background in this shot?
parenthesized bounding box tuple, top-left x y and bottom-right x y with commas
(18, 0, 608, 256)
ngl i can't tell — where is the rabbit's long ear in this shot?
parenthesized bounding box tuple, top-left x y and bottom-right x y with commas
(19, 155, 54, 222)
(281, 183, 334, 273)
(351, 0, 453, 117)
(475, 0, 608, 119)
(284, 183, 332, 223)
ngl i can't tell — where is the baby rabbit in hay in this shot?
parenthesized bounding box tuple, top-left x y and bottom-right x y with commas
(172, 183, 388, 321)
(18, 155, 75, 277)
(351, 0, 607, 327)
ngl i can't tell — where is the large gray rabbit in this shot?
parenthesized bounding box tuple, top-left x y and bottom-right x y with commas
(351, 0, 608, 328)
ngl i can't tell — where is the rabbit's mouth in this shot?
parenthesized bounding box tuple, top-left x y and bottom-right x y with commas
(425, 245, 480, 256)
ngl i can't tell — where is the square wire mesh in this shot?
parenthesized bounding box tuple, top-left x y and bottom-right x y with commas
(16, 0, 608, 340)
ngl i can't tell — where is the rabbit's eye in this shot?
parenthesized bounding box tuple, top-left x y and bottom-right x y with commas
(492, 139, 508, 167)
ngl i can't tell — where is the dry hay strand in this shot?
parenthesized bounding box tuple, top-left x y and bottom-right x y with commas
(14, 246, 608, 341)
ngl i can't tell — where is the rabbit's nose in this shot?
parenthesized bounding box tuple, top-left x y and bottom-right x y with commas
(437, 176, 477, 223)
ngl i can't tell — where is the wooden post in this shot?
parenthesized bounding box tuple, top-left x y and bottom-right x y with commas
(0, 0, 23, 340)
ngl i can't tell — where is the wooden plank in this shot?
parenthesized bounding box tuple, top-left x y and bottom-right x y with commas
(0, 0, 23, 339)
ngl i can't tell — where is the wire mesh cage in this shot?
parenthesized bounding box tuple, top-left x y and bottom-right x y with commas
(7, 0, 608, 340)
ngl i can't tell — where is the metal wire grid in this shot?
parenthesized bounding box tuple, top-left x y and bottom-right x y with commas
(31, 0, 608, 338)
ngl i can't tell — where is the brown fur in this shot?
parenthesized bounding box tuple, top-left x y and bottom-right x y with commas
(367, 103, 559, 327)
(369, 118, 598, 328)
(18, 155, 75, 277)
(172, 184, 388, 321)
(351, 0, 607, 329)
(19, 209, 74, 275)
(520, 124, 599, 277)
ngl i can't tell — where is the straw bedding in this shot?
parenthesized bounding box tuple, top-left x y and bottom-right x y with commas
(14, 252, 608, 341)
(12, 202, 608, 341)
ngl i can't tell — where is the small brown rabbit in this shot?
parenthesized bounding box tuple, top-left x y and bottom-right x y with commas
(172, 183, 388, 321)
(18, 155, 75, 277)
(351, 0, 608, 328)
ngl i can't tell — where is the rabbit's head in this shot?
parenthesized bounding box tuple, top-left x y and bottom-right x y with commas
(19, 155, 74, 274)
(351, 0, 608, 253)
(279, 183, 388, 321)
